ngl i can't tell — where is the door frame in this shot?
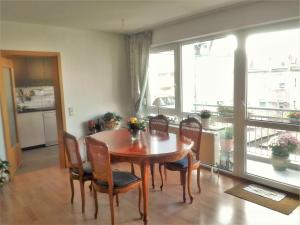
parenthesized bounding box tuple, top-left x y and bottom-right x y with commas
(0, 57, 21, 176)
(0, 50, 67, 169)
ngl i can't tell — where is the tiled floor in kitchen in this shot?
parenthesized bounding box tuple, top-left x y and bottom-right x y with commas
(17, 145, 59, 174)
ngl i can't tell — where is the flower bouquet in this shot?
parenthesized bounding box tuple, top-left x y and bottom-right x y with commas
(127, 117, 146, 142)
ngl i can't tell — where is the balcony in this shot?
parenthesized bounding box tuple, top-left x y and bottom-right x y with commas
(191, 104, 300, 187)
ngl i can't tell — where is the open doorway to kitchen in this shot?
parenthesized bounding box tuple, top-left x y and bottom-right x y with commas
(0, 50, 66, 175)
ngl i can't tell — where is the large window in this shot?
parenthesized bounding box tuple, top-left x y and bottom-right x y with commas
(246, 28, 300, 124)
(144, 23, 300, 192)
(182, 35, 237, 113)
(245, 28, 300, 187)
(147, 50, 175, 109)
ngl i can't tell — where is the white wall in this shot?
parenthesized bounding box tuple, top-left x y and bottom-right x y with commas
(153, 1, 300, 45)
(0, 21, 131, 138)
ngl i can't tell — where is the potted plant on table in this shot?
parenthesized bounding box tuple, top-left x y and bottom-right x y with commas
(198, 110, 211, 129)
(268, 133, 299, 171)
(0, 159, 9, 188)
(127, 117, 146, 142)
(103, 112, 122, 130)
(287, 112, 300, 125)
(220, 127, 234, 151)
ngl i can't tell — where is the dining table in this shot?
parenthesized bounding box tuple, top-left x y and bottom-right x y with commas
(90, 128, 194, 225)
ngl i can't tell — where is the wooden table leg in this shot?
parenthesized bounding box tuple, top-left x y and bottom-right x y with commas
(187, 152, 194, 203)
(140, 161, 150, 225)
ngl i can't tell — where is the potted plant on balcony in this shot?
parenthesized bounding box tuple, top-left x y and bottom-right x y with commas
(269, 133, 299, 171)
(127, 117, 146, 142)
(218, 105, 234, 117)
(287, 112, 300, 125)
(220, 127, 234, 151)
(0, 159, 9, 188)
(198, 110, 211, 129)
(102, 112, 122, 130)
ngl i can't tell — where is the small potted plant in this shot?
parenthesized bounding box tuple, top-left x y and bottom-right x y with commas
(198, 110, 211, 129)
(0, 159, 9, 188)
(220, 127, 234, 151)
(103, 112, 122, 130)
(287, 112, 300, 125)
(269, 133, 299, 171)
(127, 117, 146, 142)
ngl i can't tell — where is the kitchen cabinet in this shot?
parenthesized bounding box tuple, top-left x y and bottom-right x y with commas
(12, 56, 56, 87)
(18, 111, 45, 148)
(43, 111, 58, 146)
(18, 110, 58, 149)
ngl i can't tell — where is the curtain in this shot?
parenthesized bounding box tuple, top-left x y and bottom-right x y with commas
(127, 31, 152, 114)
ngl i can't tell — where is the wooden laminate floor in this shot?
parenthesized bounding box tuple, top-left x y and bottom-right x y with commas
(0, 163, 299, 225)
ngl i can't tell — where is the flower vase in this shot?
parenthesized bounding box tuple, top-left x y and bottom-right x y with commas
(130, 129, 140, 142)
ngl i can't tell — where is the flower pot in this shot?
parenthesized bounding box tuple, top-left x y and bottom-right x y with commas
(289, 118, 300, 125)
(271, 155, 289, 171)
(105, 120, 118, 130)
(220, 139, 233, 151)
(201, 118, 210, 129)
(129, 129, 140, 142)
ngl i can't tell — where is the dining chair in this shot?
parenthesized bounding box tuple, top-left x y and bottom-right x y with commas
(149, 114, 169, 189)
(85, 137, 142, 225)
(63, 131, 93, 213)
(159, 117, 202, 202)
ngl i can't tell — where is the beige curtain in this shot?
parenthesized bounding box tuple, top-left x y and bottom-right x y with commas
(127, 31, 152, 114)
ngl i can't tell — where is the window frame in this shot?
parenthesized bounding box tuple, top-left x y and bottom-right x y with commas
(179, 34, 237, 115)
(146, 43, 181, 116)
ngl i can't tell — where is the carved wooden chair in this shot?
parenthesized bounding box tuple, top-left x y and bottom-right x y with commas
(63, 131, 93, 213)
(85, 137, 142, 225)
(159, 117, 202, 203)
(149, 114, 169, 189)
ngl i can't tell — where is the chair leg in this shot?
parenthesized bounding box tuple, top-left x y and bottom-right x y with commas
(197, 167, 201, 193)
(79, 179, 85, 213)
(180, 170, 184, 185)
(89, 181, 92, 192)
(108, 192, 115, 225)
(138, 184, 143, 219)
(181, 171, 186, 203)
(158, 163, 164, 191)
(93, 185, 98, 219)
(69, 176, 74, 204)
(131, 163, 135, 175)
(150, 164, 155, 189)
(164, 165, 167, 181)
(116, 194, 119, 207)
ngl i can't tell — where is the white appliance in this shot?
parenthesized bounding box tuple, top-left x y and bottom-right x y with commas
(43, 111, 58, 146)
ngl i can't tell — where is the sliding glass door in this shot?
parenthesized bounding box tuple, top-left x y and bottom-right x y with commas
(181, 35, 237, 171)
(244, 28, 300, 188)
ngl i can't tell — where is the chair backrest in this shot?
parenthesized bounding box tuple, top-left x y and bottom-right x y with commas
(179, 117, 202, 160)
(149, 114, 169, 133)
(85, 137, 113, 188)
(63, 131, 83, 172)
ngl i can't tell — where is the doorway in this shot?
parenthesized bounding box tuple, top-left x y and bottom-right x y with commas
(0, 50, 66, 176)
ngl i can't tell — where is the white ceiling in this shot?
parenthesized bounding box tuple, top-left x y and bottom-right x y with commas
(1, 0, 254, 33)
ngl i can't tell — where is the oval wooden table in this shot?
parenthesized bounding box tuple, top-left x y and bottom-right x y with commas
(90, 129, 194, 225)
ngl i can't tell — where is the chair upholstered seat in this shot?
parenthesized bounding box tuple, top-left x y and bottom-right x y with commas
(96, 171, 139, 188)
(71, 162, 92, 177)
(166, 156, 198, 169)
